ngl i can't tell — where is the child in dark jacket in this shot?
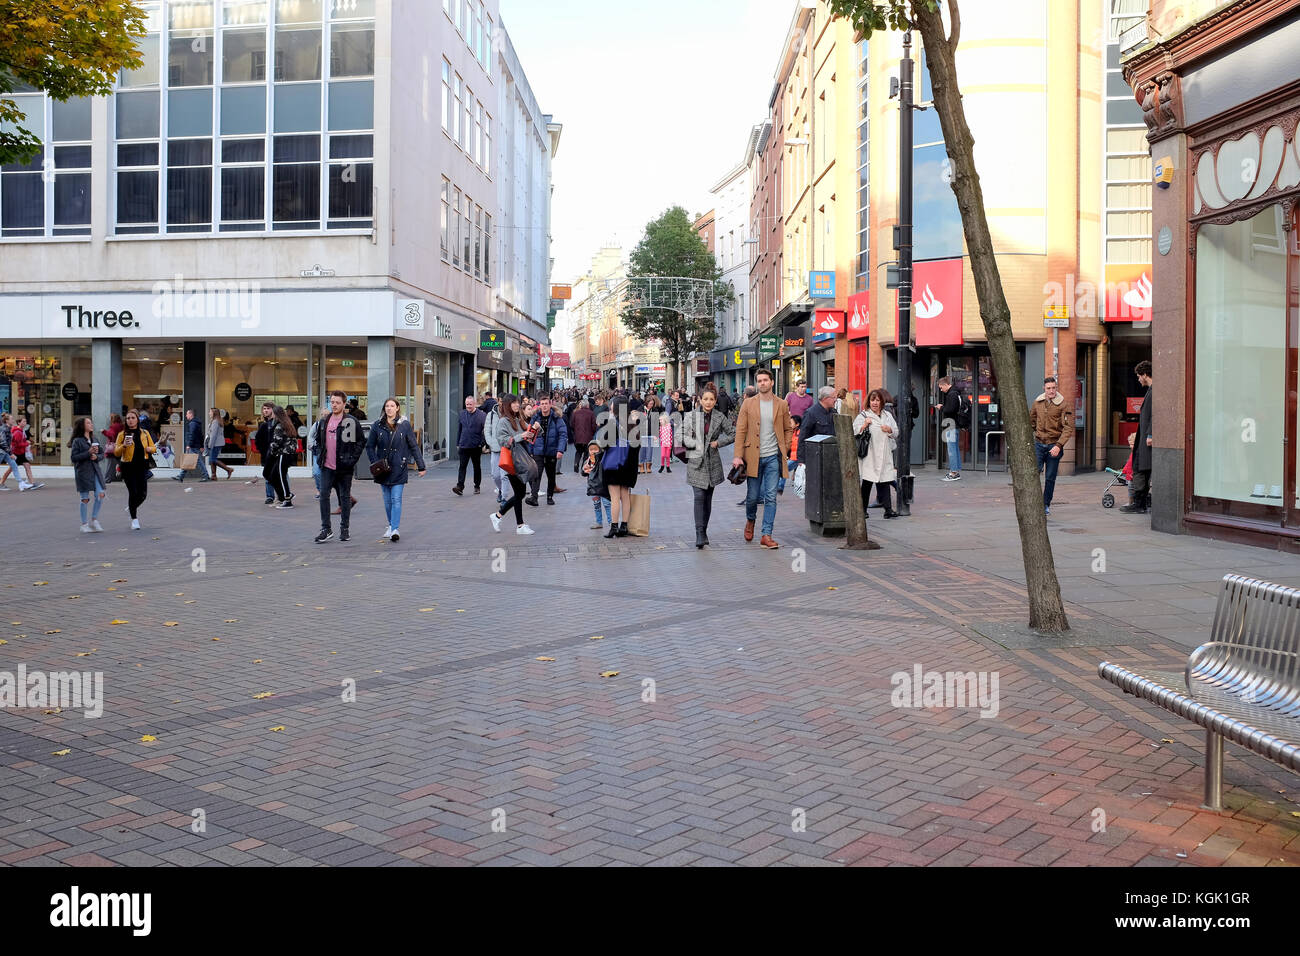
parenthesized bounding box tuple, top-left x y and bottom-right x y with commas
(582, 440, 612, 530)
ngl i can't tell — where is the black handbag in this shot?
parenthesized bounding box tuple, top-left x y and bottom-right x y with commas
(855, 425, 871, 459)
(727, 462, 747, 485)
(370, 423, 398, 478)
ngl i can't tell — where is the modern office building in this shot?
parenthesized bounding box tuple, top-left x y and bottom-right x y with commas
(0, 0, 556, 467)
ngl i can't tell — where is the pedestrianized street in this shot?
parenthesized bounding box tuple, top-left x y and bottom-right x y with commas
(1, 464, 1298, 867)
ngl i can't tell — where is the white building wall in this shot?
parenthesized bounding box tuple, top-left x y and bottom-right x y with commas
(711, 164, 752, 349)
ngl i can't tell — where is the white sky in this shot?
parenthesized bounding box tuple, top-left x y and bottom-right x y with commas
(499, 0, 799, 282)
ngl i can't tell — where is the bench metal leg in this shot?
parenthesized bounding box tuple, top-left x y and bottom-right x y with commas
(1204, 731, 1223, 811)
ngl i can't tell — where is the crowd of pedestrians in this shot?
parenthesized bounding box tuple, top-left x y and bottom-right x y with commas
(36, 357, 1130, 541)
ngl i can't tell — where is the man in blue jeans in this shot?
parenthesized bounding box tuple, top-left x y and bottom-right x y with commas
(1030, 375, 1073, 516)
(935, 377, 964, 480)
(733, 367, 793, 549)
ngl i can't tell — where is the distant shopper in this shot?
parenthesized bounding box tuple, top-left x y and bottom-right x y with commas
(483, 395, 505, 509)
(658, 398, 675, 473)
(601, 394, 640, 538)
(173, 408, 210, 482)
(312, 391, 364, 543)
(100, 413, 124, 484)
(207, 408, 234, 479)
(265, 405, 298, 508)
(114, 409, 156, 530)
(253, 401, 276, 502)
(3, 416, 42, 490)
(70, 417, 107, 533)
(733, 368, 792, 549)
(1030, 376, 1073, 516)
(490, 395, 538, 536)
(0, 412, 25, 490)
(570, 399, 597, 474)
(785, 380, 814, 422)
(453, 394, 487, 496)
(1121, 361, 1153, 514)
(855, 389, 899, 520)
(797, 387, 838, 464)
(935, 377, 965, 480)
(366, 397, 426, 542)
(684, 385, 735, 549)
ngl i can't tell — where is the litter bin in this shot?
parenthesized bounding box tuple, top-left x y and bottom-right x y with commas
(803, 434, 844, 536)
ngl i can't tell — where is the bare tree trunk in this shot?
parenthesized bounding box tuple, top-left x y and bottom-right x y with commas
(835, 413, 878, 550)
(912, 0, 1068, 631)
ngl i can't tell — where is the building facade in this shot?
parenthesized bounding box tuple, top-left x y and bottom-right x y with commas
(740, 0, 1113, 475)
(706, 130, 757, 394)
(0, 0, 554, 468)
(1123, 0, 1300, 548)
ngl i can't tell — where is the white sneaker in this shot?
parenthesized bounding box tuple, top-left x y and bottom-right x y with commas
(91, 520, 104, 532)
(130, 518, 140, 530)
(490, 512, 502, 533)
(80, 523, 92, 533)
(381, 526, 392, 540)
(389, 530, 400, 542)
(18, 481, 31, 491)
(516, 524, 535, 535)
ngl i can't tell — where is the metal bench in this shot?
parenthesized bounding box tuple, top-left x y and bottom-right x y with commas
(1098, 574, 1300, 810)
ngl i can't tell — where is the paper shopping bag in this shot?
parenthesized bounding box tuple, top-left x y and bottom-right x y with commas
(179, 452, 199, 470)
(627, 492, 650, 537)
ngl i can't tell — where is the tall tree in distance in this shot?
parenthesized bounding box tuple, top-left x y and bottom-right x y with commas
(622, 206, 732, 389)
(829, 0, 1068, 632)
(0, 0, 147, 164)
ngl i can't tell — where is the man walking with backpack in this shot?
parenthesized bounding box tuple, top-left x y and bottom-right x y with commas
(935, 377, 967, 480)
(1031, 375, 1074, 516)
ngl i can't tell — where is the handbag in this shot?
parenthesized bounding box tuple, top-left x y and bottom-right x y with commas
(855, 424, 871, 459)
(369, 423, 396, 478)
(512, 445, 539, 484)
(499, 445, 516, 476)
(602, 444, 629, 471)
(727, 462, 747, 485)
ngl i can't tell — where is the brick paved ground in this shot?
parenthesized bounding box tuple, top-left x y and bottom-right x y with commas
(1, 460, 1299, 866)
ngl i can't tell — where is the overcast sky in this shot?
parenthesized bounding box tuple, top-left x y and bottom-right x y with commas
(500, 0, 799, 282)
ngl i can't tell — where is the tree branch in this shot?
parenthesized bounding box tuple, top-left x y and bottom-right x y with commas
(947, 0, 961, 53)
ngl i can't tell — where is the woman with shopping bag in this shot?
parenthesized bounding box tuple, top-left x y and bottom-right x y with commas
(600, 394, 639, 538)
(490, 395, 539, 536)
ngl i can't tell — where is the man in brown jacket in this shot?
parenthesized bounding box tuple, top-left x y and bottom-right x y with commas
(732, 367, 793, 548)
(1030, 375, 1073, 516)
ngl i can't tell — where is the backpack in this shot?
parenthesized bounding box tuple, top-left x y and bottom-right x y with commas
(955, 393, 972, 429)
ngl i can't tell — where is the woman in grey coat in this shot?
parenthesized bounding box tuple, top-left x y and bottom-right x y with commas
(69, 416, 107, 533)
(682, 386, 735, 549)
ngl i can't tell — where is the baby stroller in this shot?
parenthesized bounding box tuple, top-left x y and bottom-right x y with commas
(1101, 451, 1133, 509)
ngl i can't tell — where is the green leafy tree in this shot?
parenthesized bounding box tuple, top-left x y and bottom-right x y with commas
(622, 206, 733, 387)
(0, 0, 147, 164)
(829, 0, 1068, 631)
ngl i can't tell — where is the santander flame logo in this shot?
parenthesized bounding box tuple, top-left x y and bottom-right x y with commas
(1122, 273, 1152, 312)
(817, 313, 840, 332)
(849, 305, 867, 331)
(915, 284, 943, 319)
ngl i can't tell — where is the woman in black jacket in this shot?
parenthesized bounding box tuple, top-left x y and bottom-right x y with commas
(366, 397, 426, 542)
(264, 405, 299, 508)
(601, 394, 639, 538)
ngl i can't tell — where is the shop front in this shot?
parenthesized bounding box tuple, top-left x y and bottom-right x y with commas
(1125, 3, 1300, 546)
(1, 289, 475, 472)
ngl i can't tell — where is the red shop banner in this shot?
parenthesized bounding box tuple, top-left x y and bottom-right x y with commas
(847, 291, 870, 340)
(898, 258, 963, 347)
(813, 309, 845, 334)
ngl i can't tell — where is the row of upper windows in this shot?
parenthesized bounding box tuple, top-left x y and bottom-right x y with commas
(440, 176, 492, 284)
(122, 1, 375, 88)
(443, 0, 494, 73)
(442, 61, 492, 177)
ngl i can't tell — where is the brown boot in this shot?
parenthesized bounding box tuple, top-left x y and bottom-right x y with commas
(744, 520, 755, 542)
(760, 535, 780, 549)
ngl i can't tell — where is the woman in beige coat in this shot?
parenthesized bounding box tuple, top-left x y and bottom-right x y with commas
(854, 388, 899, 519)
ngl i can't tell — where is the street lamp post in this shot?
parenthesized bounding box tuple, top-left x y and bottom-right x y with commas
(894, 29, 915, 517)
